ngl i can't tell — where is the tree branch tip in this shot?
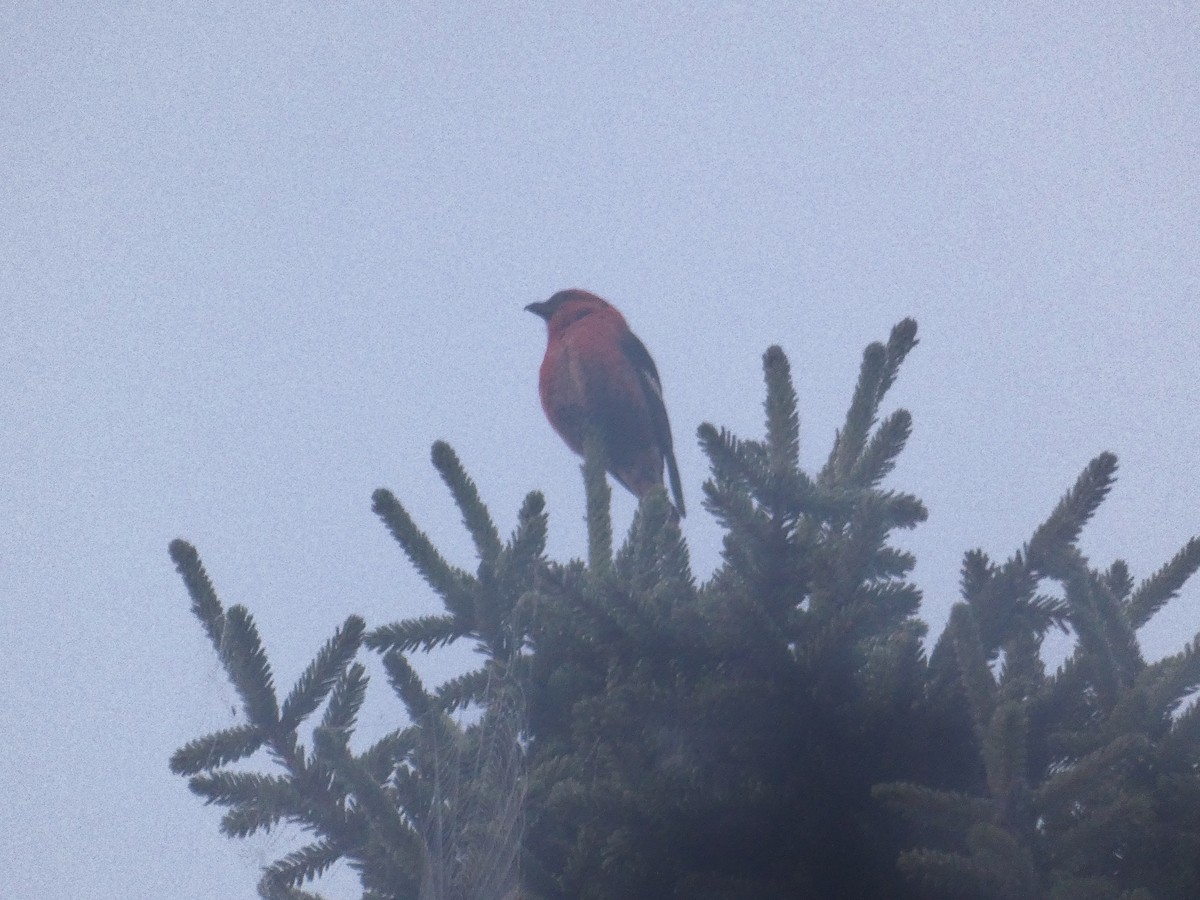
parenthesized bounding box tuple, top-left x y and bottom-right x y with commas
(371, 487, 396, 510)
(430, 440, 456, 466)
(169, 538, 198, 564)
(864, 342, 886, 361)
(892, 317, 919, 341)
(763, 345, 789, 367)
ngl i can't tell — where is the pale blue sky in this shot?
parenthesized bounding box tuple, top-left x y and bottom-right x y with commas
(2, 4, 1197, 898)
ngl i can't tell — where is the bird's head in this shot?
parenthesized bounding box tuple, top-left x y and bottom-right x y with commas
(526, 289, 616, 335)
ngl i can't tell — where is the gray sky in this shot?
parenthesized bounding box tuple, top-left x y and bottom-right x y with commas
(2, 4, 1197, 898)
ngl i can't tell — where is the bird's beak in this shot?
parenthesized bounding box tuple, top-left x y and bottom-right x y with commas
(525, 301, 550, 320)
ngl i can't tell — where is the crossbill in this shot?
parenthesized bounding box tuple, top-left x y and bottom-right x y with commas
(526, 289, 685, 517)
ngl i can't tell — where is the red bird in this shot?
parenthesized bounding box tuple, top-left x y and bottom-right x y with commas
(526, 289, 685, 517)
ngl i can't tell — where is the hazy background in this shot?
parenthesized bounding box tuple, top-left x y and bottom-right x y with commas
(2, 4, 1197, 897)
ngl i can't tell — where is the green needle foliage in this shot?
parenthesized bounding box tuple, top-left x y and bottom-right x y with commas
(878, 458, 1200, 900)
(170, 321, 1200, 900)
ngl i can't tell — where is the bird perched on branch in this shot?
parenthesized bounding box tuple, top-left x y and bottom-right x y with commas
(526, 289, 685, 517)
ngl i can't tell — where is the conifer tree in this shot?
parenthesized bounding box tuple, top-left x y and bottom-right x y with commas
(169, 442, 543, 900)
(876, 460, 1200, 899)
(170, 320, 1200, 899)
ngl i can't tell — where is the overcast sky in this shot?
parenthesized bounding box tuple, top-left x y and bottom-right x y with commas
(2, 4, 1197, 898)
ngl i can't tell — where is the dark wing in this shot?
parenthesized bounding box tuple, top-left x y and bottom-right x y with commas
(621, 331, 685, 517)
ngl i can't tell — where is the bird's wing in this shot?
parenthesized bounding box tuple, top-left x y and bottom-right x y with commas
(621, 331, 686, 517)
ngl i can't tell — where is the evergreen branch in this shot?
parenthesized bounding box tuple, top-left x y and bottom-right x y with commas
(948, 603, 997, 741)
(1165, 697, 1200, 762)
(470, 594, 507, 661)
(848, 409, 912, 489)
(616, 487, 678, 591)
(262, 840, 343, 892)
(420, 720, 525, 900)
(699, 477, 768, 568)
(868, 546, 917, 581)
(371, 488, 474, 618)
(220, 605, 280, 728)
(982, 701, 1028, 802)
(879, 318, 919, 398)
(998, 629, 1044, 701)
(258, 873, 327, 900)
(320, 662, 369, 736)
(582, 432, 613, 575)
(366, 615, 470, 654)
(825, 341, 886, 484)
(360, 728, 415, 783)
(431, 440, 503, 566)
(762, 345, 800, 476)
(697, 423, 764, 493)
(472, 500, 539, 653)
(1060, 572, 1122, 712)
(1103, 559, 1134, 602)
(1026, 452, 1119, 576)
(1024, 593, 1072, 633)
(645, 493, 695, 596)
(170, 724, 265, 775)
(570, 574, 661, 652)
(280, 616, 366, 731)
(896, 838, 1031, 900)
(188, 772, 304, 838)
(872, 782, 995, 835)
(959, 549, 994, 608)
(382, 650, 434, 721)
(767, 468, 832, 519)
(1049, 791, 1157, 889)
(1089, 565, 1145, 679)
(824, 320, 918, 486)
(390, 764, 434, 825)
(896, 848, 986, 897)
(1061, 562, 1141, 709)
(507, 490, 548, 570)
(965, 824, 1038, 896)
(169, 538, 225, 652)
(875, 490, 928, 531)
(856, 580, 923, 625)
(834, 495, 891, 593)
(1126, 536, 1200, 630)
(1040, 655, 1095, 745)
(1139, 634, 1200, 721)
(312, 727, 420, 868)
(359, 862, 420, 900)
(698, 422, 829, 521)
(961, 549, 1069, 659)
(436, 666, 493, 713)
(189, 769, 298, 809)
(857, 622, 929, 702)
(1035, 733, 1149, 823)
(961, 553, 1019, 658)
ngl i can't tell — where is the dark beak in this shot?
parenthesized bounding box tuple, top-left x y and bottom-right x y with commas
(525, 300, 551, 320)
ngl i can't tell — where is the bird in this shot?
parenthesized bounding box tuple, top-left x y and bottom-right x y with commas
(526, 289, 685, 517)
